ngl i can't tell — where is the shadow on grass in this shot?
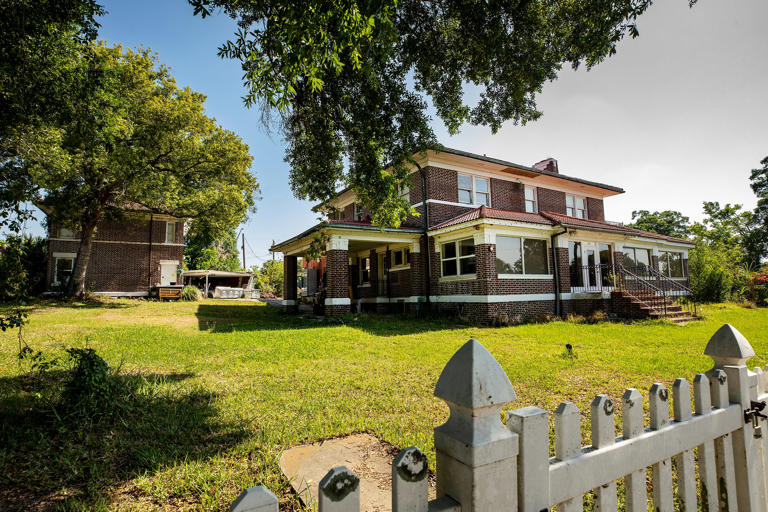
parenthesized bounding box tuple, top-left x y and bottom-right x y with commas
(195, 301, 467, 336)
(0, 369, 247, 511)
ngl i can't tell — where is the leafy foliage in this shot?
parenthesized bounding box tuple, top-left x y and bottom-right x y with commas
(185, 223, 242, 271)
(11, 43, 258, 295)
(181, 285, 203, 301)
(253, 259, 283, 297)
(0, 235, 47, 301)
(189, 0, 657, 226)
(627, 210, 692, 238)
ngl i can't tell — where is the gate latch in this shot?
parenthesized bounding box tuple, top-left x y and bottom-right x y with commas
(744, 400, 768, 438)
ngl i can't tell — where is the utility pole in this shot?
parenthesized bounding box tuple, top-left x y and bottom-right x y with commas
(272, 240, 275, 260)
(241, 232, 246, 270)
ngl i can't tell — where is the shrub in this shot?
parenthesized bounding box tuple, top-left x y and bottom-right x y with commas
(181, 285, 203, 301)
(688, 246, 733, 303)
(745, 267, 768, 306)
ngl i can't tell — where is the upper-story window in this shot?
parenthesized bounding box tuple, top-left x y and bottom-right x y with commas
(458, 174, 490, 206)
(354, 203, 364, 221)
(398, 183, 410, 203)
(58, 227, 77, 239)
(165, 221, 176, 243)
(524, 186, 538, 213)
(566, 195, 587, 219)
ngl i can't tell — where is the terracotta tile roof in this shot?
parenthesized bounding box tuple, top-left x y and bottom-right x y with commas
(539, 211, 695, 245)
(429, 206, 556, 230)
(429, 206, 695, 246)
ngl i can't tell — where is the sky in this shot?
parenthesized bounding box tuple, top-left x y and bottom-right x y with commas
(22, 0, 768, 268)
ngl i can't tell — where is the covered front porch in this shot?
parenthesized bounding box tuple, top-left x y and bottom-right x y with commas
(272, 222, 423, 316)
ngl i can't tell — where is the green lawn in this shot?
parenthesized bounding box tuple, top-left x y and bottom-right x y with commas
(1, 300, 766, 511)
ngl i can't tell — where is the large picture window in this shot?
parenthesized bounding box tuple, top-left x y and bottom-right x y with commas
(566, 195, 587, 219)
(496, 236, 549, 275)
(441, 238, 475, 277)
(659, 251, 684, 277)
(457, 174, 491, 206)
(622, 247, 651, 271)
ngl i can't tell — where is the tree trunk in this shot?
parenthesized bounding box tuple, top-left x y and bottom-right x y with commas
(66, 218, 99, 297)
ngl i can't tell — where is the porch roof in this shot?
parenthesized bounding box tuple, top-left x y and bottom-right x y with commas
(270, 220, 422, 253)
(429, 206, 696, 246)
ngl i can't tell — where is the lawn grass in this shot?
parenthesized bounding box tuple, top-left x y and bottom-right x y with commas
(1, 299, 766, 511)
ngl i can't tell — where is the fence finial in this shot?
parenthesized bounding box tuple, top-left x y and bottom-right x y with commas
(230, 486, 278, 512)
(433, 339, 518, 512)
(434, 338, 515, 407)
(704, 323, 755, 369)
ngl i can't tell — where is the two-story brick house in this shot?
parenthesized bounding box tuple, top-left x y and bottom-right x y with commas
(272, 148, 695, 322)
(44, 207, 185, 296)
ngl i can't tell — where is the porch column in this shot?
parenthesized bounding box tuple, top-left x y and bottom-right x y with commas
(325, 236, 350, 316)
(409, 240, 425, 304)
(283, 255, 298, 313)
(473, 229, 496, 300)
(554, 236, 571, 315)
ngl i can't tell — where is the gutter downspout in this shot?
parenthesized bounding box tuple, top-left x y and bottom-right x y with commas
(551, 227, 568, 318)
(416, 162, 431, 311)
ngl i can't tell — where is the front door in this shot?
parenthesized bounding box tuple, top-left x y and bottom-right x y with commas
(571, 242, 613, 291)
(160, 263, 178, 286)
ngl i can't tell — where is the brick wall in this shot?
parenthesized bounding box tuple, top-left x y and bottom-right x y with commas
(586, 198, 605, 222)
(325, 249, 349, 299)
(491, 179, 524, 211)
(537, 188, 566, 214)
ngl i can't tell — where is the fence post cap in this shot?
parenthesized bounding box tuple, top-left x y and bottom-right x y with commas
(393, 446, 429, 482)
(704, 324, 754, 368)
(319, 466, 360, 502)
(230, 486, 278, 512)
(435, 338, 515, 408)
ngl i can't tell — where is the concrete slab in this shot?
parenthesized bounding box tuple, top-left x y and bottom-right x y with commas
(279, 433, 435, 511)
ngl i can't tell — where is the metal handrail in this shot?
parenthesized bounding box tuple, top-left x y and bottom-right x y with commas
(615, 265, 667, 317)
(624, 265, 697, 317)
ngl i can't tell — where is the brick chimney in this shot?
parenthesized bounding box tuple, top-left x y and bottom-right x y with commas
(532, 158, 558, 174)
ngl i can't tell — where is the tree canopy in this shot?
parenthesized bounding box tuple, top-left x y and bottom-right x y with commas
(13, 43, 257, 295)
(185, 224, 242, 271)
(627, 210, 692, 238)
(189, 0, 662, 226)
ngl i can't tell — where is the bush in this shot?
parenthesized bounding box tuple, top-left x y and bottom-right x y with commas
(745, 267, 768, 306)
(688, 246, 733, 303)
(181, 285, 203, 301)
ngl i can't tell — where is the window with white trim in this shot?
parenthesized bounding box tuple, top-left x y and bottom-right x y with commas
(392, 248, 410, 268)
(54, 257, 74, 286)
(566, 195, 587, 219)
(622, 246, 651, 271)
(457, 174, 491, 206)
(354, 203, 364, 221)
(495, 236, 550, 275)
(359, 256, 370, 283)
(165, 221, 176, 243)
(398, 183, 410, 202)
(659, 251, 684, 278)
(524, 186, 538, 213)
(441, 238, 475, 277)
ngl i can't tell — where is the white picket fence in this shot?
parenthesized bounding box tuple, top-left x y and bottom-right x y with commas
(231, 323, 768, 512)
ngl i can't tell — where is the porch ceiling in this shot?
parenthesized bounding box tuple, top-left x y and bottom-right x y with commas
(272, 222, 421, 256)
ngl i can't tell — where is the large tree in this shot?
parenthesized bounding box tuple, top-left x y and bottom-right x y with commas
(627, 209, 692, 238)
(185, 223, 242, 271)
(15, 43, 258, 295)
(749, 156, 768, 264)
(189, 0, 673, 226)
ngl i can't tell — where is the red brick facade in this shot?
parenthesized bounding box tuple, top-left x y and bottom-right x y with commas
(47, 215, 184, 295)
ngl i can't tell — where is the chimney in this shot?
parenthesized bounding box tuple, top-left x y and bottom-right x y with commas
(532, 158, 558, 174)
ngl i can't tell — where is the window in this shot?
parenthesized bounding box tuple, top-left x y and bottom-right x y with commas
(457, 174, 491, 206)
(392, 248, 411, 268)
(354, 203, 364, 222)
(165, 222, 176, 243)
(524, 186, 538, 213)
(660, 251, 684, 278)
(359, 257, 370, 283)
(441, 238, 475, 277)
(496, 236, 549, 275)
(58, 227, 76, 239)
(566, 195, 588, 219)
(568, 242, 583, 287)
(54, 257, 74, 286)
(622, 247, 651, 271)
(399, 183, 410, 202)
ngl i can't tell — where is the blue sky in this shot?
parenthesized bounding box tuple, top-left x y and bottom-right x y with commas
(22, 1, 768, 267)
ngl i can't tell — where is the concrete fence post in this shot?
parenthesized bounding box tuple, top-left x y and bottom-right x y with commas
(433, 339, 519, 512)
(507, 406, 549, 512)
(705, 323, 764, 511)
(319, 466, 360, 512)
(230, 486, 278, 512)
(392, 446, 429, 512)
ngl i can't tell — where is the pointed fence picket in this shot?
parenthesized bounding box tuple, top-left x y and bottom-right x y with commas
(232, 324, 768, 512)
